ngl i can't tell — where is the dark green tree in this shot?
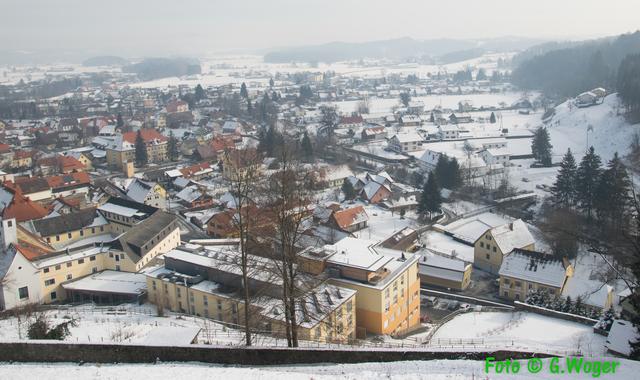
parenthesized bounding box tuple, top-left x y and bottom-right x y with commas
(301, 131, 313, 161)
(341, 179, 356, 200)
(399, 92, 411, 107)
(168, 131, 179, 161)
(116, 113, 124, 129)
(489, 112, 496, 124)
(594, 152, 631, 226)
(269, 78, 275, 88)
(576, 146, 602, 219)
(418, 173, 441, 220)
(195, 84, 205, 101)
(134, 130, 148, 167)
(531, 127, 553, 166)
(240, 82, 248, 99)
(476, 68, 487, 81)
(411, 171, 425, 188)
(551, 149, 578, 206)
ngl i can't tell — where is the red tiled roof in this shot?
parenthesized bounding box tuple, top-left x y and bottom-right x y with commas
(1, 187, 51, 222)
(122, 129, 168, 145)
(0, 143, 10, 154)
(179, 162, 211, 177)
(331, 205, 368, 230)
(340, 115, 364, 125)
(46, 172, 90, 189)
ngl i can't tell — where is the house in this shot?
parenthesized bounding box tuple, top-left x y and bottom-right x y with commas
(576, 92, 598, 108)
(145, 244, 357, 343)
(0, 209, 180, 309)
(11, 150, 35, 169)
(329, 206, 368, 233)
(449, 113, 473, 124)
(125, 178, 167, 210)
(388, 132, 423, 153)
(479, 148, 511, 166)
(0, 187, 51, 222)
(399, 115, 421, 127)
(166, 99, 189, 113)
(179, 162, 214, 181)
(24, 207, 109, 248)
(458, 100, 473, 112)
(206, 210, 235, 238)
(498, 249, 572, 301)
(221, 149, 261, 181)
(106, 129, 168, 169)
(407, 101, 425, 115)
(418, 254, 472, 290)
(339, 115, 364, 129)
(361, 126, 386, 141)
(222, 120, 242, 135)
(297, 238, 421, 336)
(473, 219, 535, 274)
(360, 181, 392, 204)
(438, 125, 460, 140)
(176, 186, 214, 209)
(312, 164, 354, 189)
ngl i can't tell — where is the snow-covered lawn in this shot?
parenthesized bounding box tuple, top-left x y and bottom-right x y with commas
(1, 358, 638, 379)
(432, 311, 606, 356)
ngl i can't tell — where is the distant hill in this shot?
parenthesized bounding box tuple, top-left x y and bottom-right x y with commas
(512, 31, 640, 97)
(263, 36, 546, 64)
(82, 56, 128, 67)
(123, 58, 201, 81)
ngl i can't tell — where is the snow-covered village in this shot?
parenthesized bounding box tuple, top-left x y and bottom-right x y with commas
(1, 1, 640, 379)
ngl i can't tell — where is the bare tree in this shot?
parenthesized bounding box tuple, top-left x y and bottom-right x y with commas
(222, 148, 263, 346)
(261, 144, 318, 347)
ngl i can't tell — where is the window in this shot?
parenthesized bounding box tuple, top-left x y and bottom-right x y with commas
(217, 300, 222, 310)
(55, 264, 61, 270)
(44, 279, 55, 286)
(120, 254, 124, 259)
(100, 226, 104, 232)
(78, 259, 84, 264)
(91, 228, 95, 234)
(66, 274, 72, 281)
(80, 230, 84, 237)
(503, 278, 510, 284)
(347, 301, 352, 312)
(92, 267, 97, 273)
(50, 291, 57, 301)
(109, 252, 113, 258)
(46, 237, 51, 243)
(90, 256, 96, 261)
(43, 267, 50, 273)
(67, 233, 72, 239)
(528, 283, 533, 290)
(115, 265, 121, 271)
(7, 220, 12, 227)
(152, 281, 157, 290)
(115, 255, 120, 262)
(56, 235, 60, 241)
(18, 287, 29, 300)
(486, 253, 490, 260)
(67, 262, 72, 268)
(493, 246, 497, 252)
(203, 295, 208, 306)
(177, 287, 181, 297)
(480, 242, 484, 248)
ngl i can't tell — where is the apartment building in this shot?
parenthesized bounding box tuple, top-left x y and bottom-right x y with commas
(473, 219, 535, 274)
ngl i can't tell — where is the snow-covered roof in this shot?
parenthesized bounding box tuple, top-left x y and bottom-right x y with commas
(176, 186, 205, 203)
(62, 270, 147, 295)
(126, 179, 155, 203)
(499, 250, 566, 288)
(325, 237, 391, 271)
(391, 131, 423, 143)
(488, 219, 535, 254)
(606, 320, 639, 357)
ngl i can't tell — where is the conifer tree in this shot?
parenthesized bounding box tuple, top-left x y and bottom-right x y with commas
(551, 148, 578, 206)
(134, 130, 148, 167)
(194, 84, 205, 101)
(167, 131, 179, 161)
(489, 112, 496, 124)
(594, 152, 631, 226)
(240, 82, 248, 99)
(531, 127, 553, 166)
(576, 146, 602, 219)
(419, 173, 442, 219)
(301, 131, 313, 162)
(341, 179, 356, 200)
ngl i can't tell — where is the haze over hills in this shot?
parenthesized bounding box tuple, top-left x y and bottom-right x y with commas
(263, 36, 550, 63)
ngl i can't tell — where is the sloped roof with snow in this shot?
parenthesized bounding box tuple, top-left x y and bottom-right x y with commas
(499, 250, 567, 288)
(488, 219, 535, 254)
(332, 205, 368, 230)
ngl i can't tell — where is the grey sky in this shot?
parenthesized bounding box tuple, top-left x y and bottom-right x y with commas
(1, 0, 639, 56)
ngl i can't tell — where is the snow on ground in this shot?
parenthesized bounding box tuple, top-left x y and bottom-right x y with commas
(432, 311, 606, 356)
(351, 204, 418, 242)
(546, 94, 640, 162)
(1, 358, 638, 380)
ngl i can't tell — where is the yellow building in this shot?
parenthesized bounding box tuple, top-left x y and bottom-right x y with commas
(473, 219, 535, 275)
(298, 239, 421, 337)
(418, 254, 472, 291)
(145, 244, 357, 343)
(106, 129, 168, 169)
(498, 249, 572, 302)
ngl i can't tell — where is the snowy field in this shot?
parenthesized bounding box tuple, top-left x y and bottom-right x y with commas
(432, 311, 606, 357)
(1, 358, 637, 380)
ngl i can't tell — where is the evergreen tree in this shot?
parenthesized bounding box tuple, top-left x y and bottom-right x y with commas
(531, 127, 553, 166)
(116, 113, 124, 129)
(418, 173, 442, 219)
(576, 146, 602, 219)
(476, 68, 487, 81)
(594, 152, 631, 226)
(194, 84, 205, 101)
(411, 171, 425, 188)
(134, 130, 148, 167)
(269, 78, 275, 88)
(240, 82, 248, 99)
(341, 179, 356, 200)
(399, 92, 411, 107)
(551, 149, 578, 206)
(434, 156, 450, 188)
(447, 157, 463, 189)
(167, 131, 179, 161)
(301, 131, 313, 161)
(489, 112, 496, 124)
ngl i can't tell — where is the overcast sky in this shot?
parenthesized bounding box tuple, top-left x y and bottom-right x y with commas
(2, 0, 639, 56)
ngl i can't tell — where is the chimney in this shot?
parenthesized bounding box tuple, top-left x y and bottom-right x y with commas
(509, 222, 514, 231)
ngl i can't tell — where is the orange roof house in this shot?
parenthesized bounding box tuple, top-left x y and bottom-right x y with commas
(1, 187, 51, 222)
(330, 205, 369, 233)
